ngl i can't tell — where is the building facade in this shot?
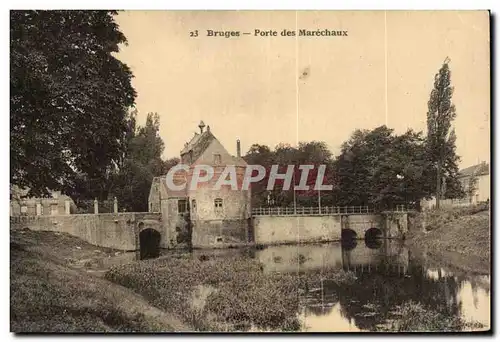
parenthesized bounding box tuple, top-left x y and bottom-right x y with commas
(420, 161, 490, 210)
(10, 186, 77, 216)
(457, 161, 490, 204)
(148, 121, 252, 248)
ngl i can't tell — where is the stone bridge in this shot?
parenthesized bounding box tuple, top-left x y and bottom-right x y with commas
(251, 206, 410, 245)
(10, 212, 163, 251)
(10, 205, 411, 253)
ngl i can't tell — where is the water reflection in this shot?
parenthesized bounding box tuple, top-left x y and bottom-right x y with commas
(140, 239, 490, 332)
(252, 240, 490, 332)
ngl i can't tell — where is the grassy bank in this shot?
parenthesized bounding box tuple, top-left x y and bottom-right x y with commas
(105, 254, 355, 331)
(407, 204, 490, 273)
(10, 229, 188, 332)
(11, 228, 356, 332)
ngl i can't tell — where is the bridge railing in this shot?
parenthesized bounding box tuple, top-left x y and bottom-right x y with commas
(252, 205, 412, 216)
(251, 206, 374, 216)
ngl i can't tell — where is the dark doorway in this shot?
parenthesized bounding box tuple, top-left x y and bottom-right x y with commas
(139, 228, 161, 260)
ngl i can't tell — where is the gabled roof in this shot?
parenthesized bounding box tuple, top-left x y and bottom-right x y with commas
(459, 162, 489, 178)
(180, 132, 201, 155)
(231, 155, 248, 167)
(180, 130, 217, 165)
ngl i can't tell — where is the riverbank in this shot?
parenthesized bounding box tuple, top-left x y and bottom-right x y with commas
(11, 227, 488, 332)
(10, 228, 356, 332)
(105, 252, 357, 331)
(407, 204, 490, 274)
(10, 228, 188, 332)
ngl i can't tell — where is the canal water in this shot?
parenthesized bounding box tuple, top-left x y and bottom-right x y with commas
(267, 240, 491, 332)
(193, 240, 489, 332)
(103, 239, 490, 332)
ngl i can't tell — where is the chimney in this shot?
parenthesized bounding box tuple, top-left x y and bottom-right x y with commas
(236, 139, 241, 158)
(198, 120, 205, 134)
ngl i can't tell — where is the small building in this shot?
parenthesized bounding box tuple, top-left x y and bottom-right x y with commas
(148, 121, 252, 248)
(10, 186, 77, 216)
(420, 161, 490, 210)
(457, 161, 490, 204)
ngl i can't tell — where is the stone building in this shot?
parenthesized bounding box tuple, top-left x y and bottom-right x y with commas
(10, 186, 77, 216)
(148, 121, 252, 248)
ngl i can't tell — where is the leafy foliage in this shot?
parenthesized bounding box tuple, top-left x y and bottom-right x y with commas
(244, 125, 465, 211)
(110, 112, 176, 212)
(243, 141, 335, 208)
(10, 10, 136, 197)
(333, 126, 435, 211)
(426, 59, 464, 204)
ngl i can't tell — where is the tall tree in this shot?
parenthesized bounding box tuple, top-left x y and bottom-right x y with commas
(334, 126, 436, 211)
(10, 10, 136, 197)
(426, 58, 461, 208)
(243, 144, 274, 207)
(243, 141, 335, 208)
(111, 112, 167, 212)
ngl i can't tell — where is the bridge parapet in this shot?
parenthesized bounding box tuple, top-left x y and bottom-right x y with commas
(10, 212, 162, 251)
(251, 205, 412, 217)
(252, 208, 410, 244)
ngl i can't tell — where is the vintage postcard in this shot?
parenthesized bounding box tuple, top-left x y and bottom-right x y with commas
(10, 10, 490, 333)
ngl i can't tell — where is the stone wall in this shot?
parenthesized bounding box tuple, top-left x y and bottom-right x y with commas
(253, 215, 342, 245)
(253, 213, 408, 245)
(191, 218, 250, 248)
(10, 212, 162, 251)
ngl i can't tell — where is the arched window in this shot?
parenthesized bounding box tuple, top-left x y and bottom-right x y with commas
(191, 199, 197, 213)
(214, 198, 223, 214)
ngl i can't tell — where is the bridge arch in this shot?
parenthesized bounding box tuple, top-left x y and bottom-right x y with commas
(365, 227, 382, 240)
(138, 222, 161, 260)
(341, 228, 357, 240)
(364, 227, 383, 249)
(341, 228, 357, 251)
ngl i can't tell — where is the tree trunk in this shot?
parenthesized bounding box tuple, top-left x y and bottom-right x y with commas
(436, 162, 441, 209)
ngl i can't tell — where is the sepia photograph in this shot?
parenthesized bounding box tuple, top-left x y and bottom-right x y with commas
(9, 9, 491, 333)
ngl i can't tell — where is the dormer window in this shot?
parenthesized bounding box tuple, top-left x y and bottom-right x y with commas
(214, 153, 221, 165)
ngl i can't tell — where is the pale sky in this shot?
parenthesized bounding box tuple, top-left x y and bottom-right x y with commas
(115, 10, 490, 168)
